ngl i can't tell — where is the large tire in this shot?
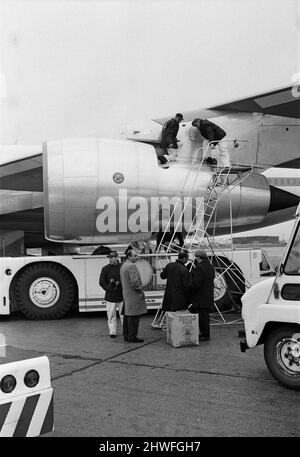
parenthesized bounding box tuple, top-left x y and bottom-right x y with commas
(264, 326, 300, 390)
(14, 263, 75, 320)
(211, 257, 245, 313)
(213, 270, 230, 312)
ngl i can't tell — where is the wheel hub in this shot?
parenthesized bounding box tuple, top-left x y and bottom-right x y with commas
(29, 277, 60, 308)
(277, 337, 300, 375)
(214, 272, 227, 301)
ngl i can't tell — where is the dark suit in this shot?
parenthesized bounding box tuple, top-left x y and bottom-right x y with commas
(160, 260, 189, 311)
(189, 258, 215, 338)
(161, 118, 180, 151)
(198, 119, 226, 146)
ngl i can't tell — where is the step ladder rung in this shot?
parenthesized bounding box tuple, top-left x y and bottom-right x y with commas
(204, 204, 218, 210)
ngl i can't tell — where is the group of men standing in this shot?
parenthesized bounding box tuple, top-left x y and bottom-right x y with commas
(160, 249, 215, 341)
(100, 247, 215, 343)
(100, 249, 146, 343)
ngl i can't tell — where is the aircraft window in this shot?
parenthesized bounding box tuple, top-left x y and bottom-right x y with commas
(284, 223, 300, 275)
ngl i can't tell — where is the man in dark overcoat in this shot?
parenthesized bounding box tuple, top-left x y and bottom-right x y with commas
(160, 250, 190, 312)
(188, 249, 215, 341)
(161, 113, 184, 152)
(157, 113, 184, 167)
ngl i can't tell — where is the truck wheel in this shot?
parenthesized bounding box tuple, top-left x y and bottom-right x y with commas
(211, 259, 245, 313)
(14, 263, 75, 320)
(264, 326, 300, 390)
(213, 271, 229, 312)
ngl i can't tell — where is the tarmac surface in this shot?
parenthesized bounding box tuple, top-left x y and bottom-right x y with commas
(0, 311, 299, 437)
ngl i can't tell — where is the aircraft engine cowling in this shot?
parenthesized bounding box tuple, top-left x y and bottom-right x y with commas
(207, 172, 271, 229)
(43, 138, 162, 244)
(43, 138, 272, 244)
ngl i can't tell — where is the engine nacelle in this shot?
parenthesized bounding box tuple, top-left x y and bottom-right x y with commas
(43, 138, 159, 243)
(43, 138, 271, 244)
(207, 172, 270, 229)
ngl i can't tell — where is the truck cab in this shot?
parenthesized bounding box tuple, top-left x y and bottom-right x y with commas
(241, 204, 300, 390)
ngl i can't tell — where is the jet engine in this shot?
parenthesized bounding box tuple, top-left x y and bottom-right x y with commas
(43, 138, 282, 244)
(206, 172, 271, 229)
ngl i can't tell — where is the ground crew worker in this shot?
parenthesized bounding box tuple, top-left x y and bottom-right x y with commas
(188, 249, 215, 341)
(162, 113, 184, 151)
(192, 118, 230, 167)
(120, 249, 147, 343)
(99, 251, 123, 338)
(158, 113, 184, 167)
(160, 250, 190, 312)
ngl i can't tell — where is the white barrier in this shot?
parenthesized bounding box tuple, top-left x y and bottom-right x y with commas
(0, 356, 54, 437)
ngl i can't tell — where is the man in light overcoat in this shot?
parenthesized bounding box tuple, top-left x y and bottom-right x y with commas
(120, 249, 147, 343)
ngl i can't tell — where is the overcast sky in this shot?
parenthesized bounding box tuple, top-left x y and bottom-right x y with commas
(0, 0, 299, 239)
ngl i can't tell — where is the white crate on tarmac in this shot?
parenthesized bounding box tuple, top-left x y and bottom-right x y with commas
(166, 311, 199, 347)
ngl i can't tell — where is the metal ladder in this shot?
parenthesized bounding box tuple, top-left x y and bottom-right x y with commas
(151, 140, 254, 328)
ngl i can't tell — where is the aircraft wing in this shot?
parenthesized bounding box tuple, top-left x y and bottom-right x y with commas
(0, 146, 43, 192)
(0, 147, 44, 243)
(154, 85, 300, 124)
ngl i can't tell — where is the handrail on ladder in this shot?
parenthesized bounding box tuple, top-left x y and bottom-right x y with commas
(156, 139, 252, 255)
(151, 139, 254, 329)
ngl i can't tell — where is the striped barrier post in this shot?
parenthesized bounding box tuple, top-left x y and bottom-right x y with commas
(0, 356, 54, 437)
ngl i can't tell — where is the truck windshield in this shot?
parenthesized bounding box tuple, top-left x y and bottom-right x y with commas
(284, 222, 300, 275)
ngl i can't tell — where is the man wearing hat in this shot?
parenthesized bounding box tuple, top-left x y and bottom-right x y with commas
(160, 250, 190, 312)
(188, 249, 215, 341)
(99, 251, 123, 338)
(161, 113, 184, 152)
(120, 249, 147, 343)
(158, 113, 184, 167)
